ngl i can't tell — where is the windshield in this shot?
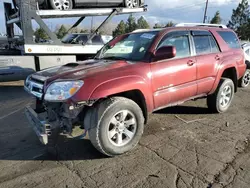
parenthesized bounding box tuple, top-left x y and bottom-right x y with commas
(61, 34, 78, 43)
(96, 31, 159, 61)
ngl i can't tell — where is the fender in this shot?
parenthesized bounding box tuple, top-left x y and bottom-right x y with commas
(89, 76, 154, 112)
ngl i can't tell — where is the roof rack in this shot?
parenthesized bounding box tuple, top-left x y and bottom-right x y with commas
(175, 23, 227, 29)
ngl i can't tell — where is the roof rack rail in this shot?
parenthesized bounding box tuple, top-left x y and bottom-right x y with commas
(175, 23, 227, 29)
(132, 28, 164, 33)
(132, 29, 154, 33)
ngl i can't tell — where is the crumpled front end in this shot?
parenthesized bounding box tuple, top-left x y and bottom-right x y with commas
(24, 74, 86, 145)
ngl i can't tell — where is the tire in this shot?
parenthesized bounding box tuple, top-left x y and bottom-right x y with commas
(49, 0, 73, 10)
(124, 0, 139, 8)
(88, 97, 144, 156)
(207, 78, 235, 113)
(239, 69, 250, 88)
(246, 61, 250, 69)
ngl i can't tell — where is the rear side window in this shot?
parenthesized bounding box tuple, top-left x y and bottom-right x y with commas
(193, 35, 219, 55)
(217, 31, 241, 49)
(193, 36, 210, 55)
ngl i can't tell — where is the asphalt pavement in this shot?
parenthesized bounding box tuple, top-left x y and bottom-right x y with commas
(0, 81, 250, 188)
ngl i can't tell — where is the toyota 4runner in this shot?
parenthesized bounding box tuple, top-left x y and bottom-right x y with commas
(24, 23, 246, 156)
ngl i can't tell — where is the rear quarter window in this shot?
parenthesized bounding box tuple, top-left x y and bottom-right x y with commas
(217, 31, 241, 49)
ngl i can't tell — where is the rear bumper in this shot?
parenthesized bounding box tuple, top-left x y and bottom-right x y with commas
(25, 106, 50, 145)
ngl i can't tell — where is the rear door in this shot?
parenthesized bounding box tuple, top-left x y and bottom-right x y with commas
(151, 31, 197, 109)
(191, 30, 221, 94)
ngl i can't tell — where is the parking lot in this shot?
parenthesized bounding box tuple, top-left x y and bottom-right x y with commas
(0, 81, 250, 188)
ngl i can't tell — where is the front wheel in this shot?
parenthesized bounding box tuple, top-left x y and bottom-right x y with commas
(239, 69, 250, 88)
(49, 0, 73, 10)
(88, 97, 144, 156)
(207, 78, 235, 113)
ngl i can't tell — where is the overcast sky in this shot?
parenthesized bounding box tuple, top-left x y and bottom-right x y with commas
(0, 0, 247, 34)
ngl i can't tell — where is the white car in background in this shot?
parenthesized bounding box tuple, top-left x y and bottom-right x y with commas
(240, 42, 250, 88)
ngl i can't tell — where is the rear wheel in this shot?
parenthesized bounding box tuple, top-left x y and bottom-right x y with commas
(49, 0, 73, 10)
(207, 78, 234, 113)
(239, 69, 250, 88)
(88, 97, 144, 156)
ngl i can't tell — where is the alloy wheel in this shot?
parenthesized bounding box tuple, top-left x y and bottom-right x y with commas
(126, 0, 134, 8)
(219, 85, 233, 108)
(132, 0, 138, 7)
(243, 70, 250, 87)
(53, 0, 70, 10)
(108, 110, 137, 147)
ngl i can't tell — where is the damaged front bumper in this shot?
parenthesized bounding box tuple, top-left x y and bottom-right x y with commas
(25, 106, 50, 145)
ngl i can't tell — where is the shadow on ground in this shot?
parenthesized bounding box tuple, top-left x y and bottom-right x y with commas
(38, 139, 108, 161)
(155, 105, 213, 115)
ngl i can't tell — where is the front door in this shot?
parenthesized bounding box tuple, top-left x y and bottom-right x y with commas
(151, 31, 197, 110)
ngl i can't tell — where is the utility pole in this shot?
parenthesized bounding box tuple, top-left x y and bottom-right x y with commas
(203, 0, 209, 23)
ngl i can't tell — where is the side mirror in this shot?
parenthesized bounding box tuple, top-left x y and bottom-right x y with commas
(153, 46, 176, 61)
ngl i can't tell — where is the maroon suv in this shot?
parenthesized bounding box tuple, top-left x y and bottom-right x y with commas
(24, 24, 246, 156)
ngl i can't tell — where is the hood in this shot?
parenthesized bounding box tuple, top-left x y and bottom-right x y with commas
(31, 59, 131, 83)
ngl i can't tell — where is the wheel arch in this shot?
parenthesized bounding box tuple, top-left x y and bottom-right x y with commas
(221, 67, 238, 92)
(109, 89, 148, 124)
(210, 66, 238, 94)
(88, 76, 154, 113)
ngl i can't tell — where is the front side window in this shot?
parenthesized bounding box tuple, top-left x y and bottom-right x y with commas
(158, 33, 190, 58)
(96, 31, 159, 61)
(217, 31, 241, 49)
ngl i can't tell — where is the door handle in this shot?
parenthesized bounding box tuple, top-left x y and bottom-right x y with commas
(187, 60, 195, 66)
(215, 55, 220, 60)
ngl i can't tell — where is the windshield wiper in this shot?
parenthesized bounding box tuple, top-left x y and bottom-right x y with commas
(101, 56, 128, 61)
